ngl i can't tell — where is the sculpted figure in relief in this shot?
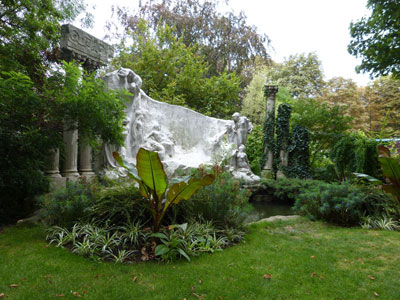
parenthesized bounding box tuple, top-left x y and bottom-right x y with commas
(231, 112, 253, 147)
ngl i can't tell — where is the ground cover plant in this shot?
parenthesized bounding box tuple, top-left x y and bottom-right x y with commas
(1, 218, 400, 299)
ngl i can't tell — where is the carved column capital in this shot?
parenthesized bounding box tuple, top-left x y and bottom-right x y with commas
(264, 85, 279, 98)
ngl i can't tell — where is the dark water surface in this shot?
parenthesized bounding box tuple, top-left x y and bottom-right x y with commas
(246, 201, 294, 223)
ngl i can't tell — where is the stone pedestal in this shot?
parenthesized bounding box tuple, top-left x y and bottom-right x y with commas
(79, 140, 95, 179)
(62, 123, 80, 179)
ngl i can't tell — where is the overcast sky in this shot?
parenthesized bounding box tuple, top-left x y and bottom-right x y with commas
(80, 0, 372, 86)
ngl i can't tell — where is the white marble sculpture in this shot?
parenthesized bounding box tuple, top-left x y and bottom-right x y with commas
(101, 68, 259, 183)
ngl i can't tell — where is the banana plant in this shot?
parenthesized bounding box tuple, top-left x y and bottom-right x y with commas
(377, 145, 400, 202)
(354, 145, 400, 203)
(113, 148, 215, 232)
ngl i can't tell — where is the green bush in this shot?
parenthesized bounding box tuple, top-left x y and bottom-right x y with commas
(361, 187, 400, 219)
(39, 182, 95, 228)
(88, 183, 150, 226)
(293, 183, 365, 226)
(173, 172, 252, 229)
(258, 178, 325, 204)
(293, 183, 400, 226)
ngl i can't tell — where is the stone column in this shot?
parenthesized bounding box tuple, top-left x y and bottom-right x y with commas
(62, 122, 80, 179)
(79, 138, 95, 179)
(261, 85, 278, 178)
(45, 148, 61, 178)
(45, 148, 67, 190)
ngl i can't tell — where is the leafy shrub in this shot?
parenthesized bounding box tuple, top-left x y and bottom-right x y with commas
(173, 172, 252, 229)
(361, 187, 400, 219)
(258, 178, 325, 204)
(39, 182, 95, 228)
(245, 124, 264, 175)
(293, 183, 365, 226)
(330, 133, 380, 181)
(88, 184, 150, 226)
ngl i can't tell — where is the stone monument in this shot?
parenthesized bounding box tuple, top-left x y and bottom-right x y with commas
(101, 68, 260, 183)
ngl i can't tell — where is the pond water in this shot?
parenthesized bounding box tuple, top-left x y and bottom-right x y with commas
(246, 201, 294, 223)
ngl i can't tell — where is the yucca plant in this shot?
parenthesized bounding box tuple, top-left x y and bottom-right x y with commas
(113, 148, 215, 232)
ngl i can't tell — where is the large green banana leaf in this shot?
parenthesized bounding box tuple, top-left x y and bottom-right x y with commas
(136, 148, 168, 201)
(163, 174, 215, 213)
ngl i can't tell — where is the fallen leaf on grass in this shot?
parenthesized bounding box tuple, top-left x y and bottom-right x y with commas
(72, 291, 82, 298)
(199, 279, 203, 284)
(368, 275, 376, 280)
(263, 274, 272, 279)
(132, 276, 137, 282)
(9, 284, 19, 288)
(374, 292, 379, 297)
(56, 294, 65, 297)
(310, 272, 317, 277)
(310, 256, 316, 259)
(0, 293, 4, 298)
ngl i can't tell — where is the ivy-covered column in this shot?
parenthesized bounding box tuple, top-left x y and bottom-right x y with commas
(261, 85, 278, 178)
(276, 103, 292, 178)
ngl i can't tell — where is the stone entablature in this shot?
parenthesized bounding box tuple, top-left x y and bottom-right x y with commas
(60, 24, 113, 69)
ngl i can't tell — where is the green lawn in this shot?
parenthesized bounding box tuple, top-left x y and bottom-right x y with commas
(1, 218, 399, 299)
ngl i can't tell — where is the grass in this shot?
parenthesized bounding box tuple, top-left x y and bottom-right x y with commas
(1, 218, 399, 299)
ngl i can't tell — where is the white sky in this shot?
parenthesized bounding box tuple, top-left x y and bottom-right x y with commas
(80, 0, 372, 86)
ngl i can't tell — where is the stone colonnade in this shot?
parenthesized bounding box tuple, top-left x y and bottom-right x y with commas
(45, 126, 95, 188)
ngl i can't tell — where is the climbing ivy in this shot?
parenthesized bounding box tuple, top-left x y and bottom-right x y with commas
(275, 104, 292, 175)
(260, 110, 275, 171)
(287, 125, 312, 179)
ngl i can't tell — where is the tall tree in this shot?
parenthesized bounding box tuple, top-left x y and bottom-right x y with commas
(113, 20, 240, 118)
(290, 98, 352, 166)
(264, 53, 325, 99)
(348, 0, 400, 78)
(110, 0, 271, 84)
(0, 0, 91, 85)
(318, 77, 368, 131)
(364, 75, 400, 136)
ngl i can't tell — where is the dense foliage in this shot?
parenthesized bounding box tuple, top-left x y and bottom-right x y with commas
(175, 171, 252, 229)
(275, 104, 292, 175)
(264, 53, 325, 99)
(290, 98, 352, 166)
(113, 21, 241, 118)
(318, 77, 368, 131)
(294, 183, 400, 227)
(0, 0, 90, 84)
(287, 125, 312, 179)
(245, 125, 264, 175)
(111, 0, 270, 84)
(330, 133, 380, 181)
(348, 0, 400, 78)
(0, 63, 127, 225)
(258, 178, 324, 204)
